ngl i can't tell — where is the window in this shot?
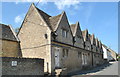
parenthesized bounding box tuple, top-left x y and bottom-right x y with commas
(93, 42, 96, 45)
(63, 49, 65, 57)
(44, 34, 48, 39)
(96, 48, 98, 51)
(78, 35, 82, 39)
(74, 37, 76, 42)
(11, 61, 17, 66)
(62, 29, 67, 38)
(94, 54, 96, 57)
(82, 54, 84, 65)
(78, 52, 81, 58)
(88, 46, 90, 50)
(91, 46, 93, 50)
(88, 53, 90, 56)
(63, 49, 69, 58)
(84, 55, 87, 65)
(82, 54, 87, 65)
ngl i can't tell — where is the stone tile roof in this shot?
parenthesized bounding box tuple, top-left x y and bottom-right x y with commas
(89, 34, 92, 44)
(70, 24, 76, 36)
(99, 41, 102, 48)
(36, 7, 62, 32)
(95, 38, 99, 47)
(102, 44, 108, 49)
(108, 48, 116, 54)
(82, 29, 89, 41)
(49, 14, 62, 31)
(82, 29, 92, 43)
(89, 34, 96, 45)
(82, 30, 86, 40)
(0, 24, 18, 41)
(36, 7, 52, 30)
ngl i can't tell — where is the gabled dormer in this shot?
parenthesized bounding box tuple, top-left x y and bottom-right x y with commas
(70, 22, 84, 48)
(82, 29, 91, 51)
(82, 29, 91, 42)
(89, 34, 96, 52)
(99, 41, 103, 54)
(90, 34, 96, 45)
(53, 11, 73, 45)
(95, 38, 100, 52)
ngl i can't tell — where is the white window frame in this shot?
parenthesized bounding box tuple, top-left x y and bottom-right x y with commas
(62, 29, 67, 38)
(82, 54, 84, 65)
(63, 49, 69, 58)
(85, 55, 87, 65)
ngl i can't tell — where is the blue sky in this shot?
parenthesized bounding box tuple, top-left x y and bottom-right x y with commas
(1, 2, 118, 53)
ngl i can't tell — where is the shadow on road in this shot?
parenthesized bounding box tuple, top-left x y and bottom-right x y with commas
(69, 63, 112, 76)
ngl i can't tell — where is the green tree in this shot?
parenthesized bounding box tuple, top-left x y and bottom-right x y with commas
(14, 27, 20, 34)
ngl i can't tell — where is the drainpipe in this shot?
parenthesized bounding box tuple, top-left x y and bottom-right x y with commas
(92, 52, 94, 67)
(91, 45, 94, 67)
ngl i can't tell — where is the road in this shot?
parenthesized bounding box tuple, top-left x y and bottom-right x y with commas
(95, 61, 118, 75)
(71, 61, 119, 77)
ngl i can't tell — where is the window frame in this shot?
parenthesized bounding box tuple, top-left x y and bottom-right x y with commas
(63, 48, 69, 58)
(62, 29, 68, 38)
(11, 61, 17, 66)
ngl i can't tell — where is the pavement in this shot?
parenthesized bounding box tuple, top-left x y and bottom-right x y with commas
(70, 61, 119, 77)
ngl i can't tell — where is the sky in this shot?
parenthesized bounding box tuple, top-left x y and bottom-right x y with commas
(1, 1, 118, 53)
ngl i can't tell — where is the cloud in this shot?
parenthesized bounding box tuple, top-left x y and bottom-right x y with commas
(15, 0, 47, 5)
(15, 0, 81, 10)
(14, 14, 25, 24)
(54, 0, 81, 10)
(84, 4, 95, 25)
(69, 21, 74, 24)
(15, 16, 22, 23)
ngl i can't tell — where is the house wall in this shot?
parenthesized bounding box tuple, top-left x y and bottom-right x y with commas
(92, 45, 96, 52)
(2, 57, 44, 75)
(84, 41, 91, 51)
(17, 3, 104, 75)
(0, 39, 2, 57)
(51, 43, 93, 74)
(73, 26, 84, 49)
(74, 33, 84, 48)
(82, 51, 92, 68)
(51, 45, 82, 74)
(55, 13, 73, 46)
(110, 50, 117, 61)
(93, 53, 97, 67)
(1, 40, 21, 57)
(74, 36, 84, 48)
(102, 46, 108, 59)
(18, 4, 52, 73)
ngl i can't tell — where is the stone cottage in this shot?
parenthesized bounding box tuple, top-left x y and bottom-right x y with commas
(89, 34, 97, 67)
(102, 44, 117, 61)
(18, 3, 104, 75)
(108, 49, 117, 61)
(0, 23, 22, 57)
(82, 29, 92, 68)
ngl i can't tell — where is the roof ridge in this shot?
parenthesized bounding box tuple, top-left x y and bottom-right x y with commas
(36, 7, 51, 17)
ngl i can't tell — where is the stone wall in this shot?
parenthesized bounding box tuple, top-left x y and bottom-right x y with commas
(1, 40, 21, 57)
(51, 43, 93, 74)
(2, 57, 44, 75)
(55, 12, 73, 46)
(18, 4, 52, 73)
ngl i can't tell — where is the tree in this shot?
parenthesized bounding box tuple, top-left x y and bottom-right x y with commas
(14, 27, 20, 34)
